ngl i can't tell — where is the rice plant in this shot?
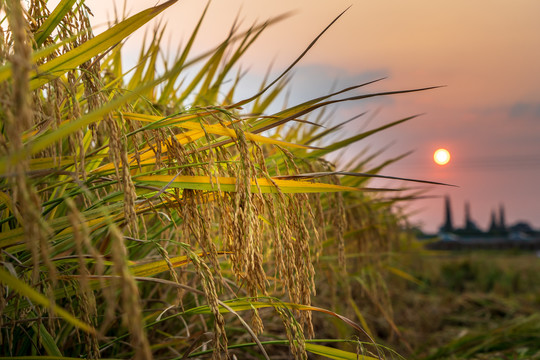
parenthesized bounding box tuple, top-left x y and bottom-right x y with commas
(0, 1, 438, 358)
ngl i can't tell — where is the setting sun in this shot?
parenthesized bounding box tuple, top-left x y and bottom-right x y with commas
(433, 148, 451, 165)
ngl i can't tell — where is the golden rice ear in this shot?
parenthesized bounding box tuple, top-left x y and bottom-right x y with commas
(3, 0, 59, 313)
(109, 225, 152, 359)
(187, 249, 229, 358)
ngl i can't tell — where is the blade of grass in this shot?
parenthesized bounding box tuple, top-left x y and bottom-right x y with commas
(0, 74, 168, 173)
(29, 0, 178, 90)
(304, 343, 378, 360)
(384, 266, 424, 286)
(0, 267, 96, 334)
(130, 252, 232, 277)
(0, 32, 84, 83)
(158, 2, 210, 103)
(229, 7, 351, 108)
(119, 112, 317, 149)
(33, 321, 63, 356)
(134, 175, 362, 194)
(273, 171, 457, 187)
(306, 115, 419, 159)
(34, 0, 78, 47)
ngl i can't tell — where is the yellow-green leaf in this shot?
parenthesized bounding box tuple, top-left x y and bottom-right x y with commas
(22, 155, 103, 171)
(0, 32, 82, 84)
(130, 255, 193, 277)
(0, 82, 159, 174)
(348, 297, 375, 340)
(34, 321, 63, 356)
(305, 343, 378, 360)
(0, 357, 84, 360)
(131, 252, 231, 277)
(0, 227, 24, 249)
(0, 267, 96, 334)
(134, 175, 361, 194)
(181, 121, 310, 149)
(29, 0, 178, 90)
(0, 191, 23, 225)
(121, 112, 311, 149)
(34, 0, 77, 46)
(92, 130, 205, 173)
(385, 265, 424, 286)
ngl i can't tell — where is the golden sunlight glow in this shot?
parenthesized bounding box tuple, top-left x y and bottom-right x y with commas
(433, 148, 451, 166)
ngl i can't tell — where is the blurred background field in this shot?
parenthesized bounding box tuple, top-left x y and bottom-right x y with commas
(348, 250, 540, 359)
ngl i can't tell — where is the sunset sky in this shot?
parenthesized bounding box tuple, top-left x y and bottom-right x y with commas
(86, 0, 540, 232)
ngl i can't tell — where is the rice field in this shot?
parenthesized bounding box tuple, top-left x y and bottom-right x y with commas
(1, 1, 537, 360)
(389, 252, 540, 359)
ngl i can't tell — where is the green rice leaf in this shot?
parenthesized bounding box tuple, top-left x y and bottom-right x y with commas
(306, 115, 417, 159)
(0, 357, 85, 360)
(130, 252, 231, 277)
(120, 112, 314, 149)
(0, 81, 159, 173)
(304, 343, 378, 360)
(385, 266, 424, 286)
(0, 227, 24, 249)
(135, 175, 361, 194)
(34, 322, 63, 356)
(34, 0, 78, 47)
(274, 170, 456, 187)
(29, 0, 178, 90)
(0, 32, 82, 84)
(0, 267, 96, 334)
(158, 2, 209, 102)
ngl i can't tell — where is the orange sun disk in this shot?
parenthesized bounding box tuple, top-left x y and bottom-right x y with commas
(434, 148, 451, 165)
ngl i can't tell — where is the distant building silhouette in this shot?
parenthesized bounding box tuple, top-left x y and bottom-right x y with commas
(436, 197, 538, 240)
(499, 204, 507, 233)
(488, 209, 499, 234)
(462, 201, 481, 234)
(440, 195, 454, 233)
(488, 204, 508, 235)
(464, 201, 472, 228)
(510, 222, 533, 233)
(427, 197, 540, 249)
